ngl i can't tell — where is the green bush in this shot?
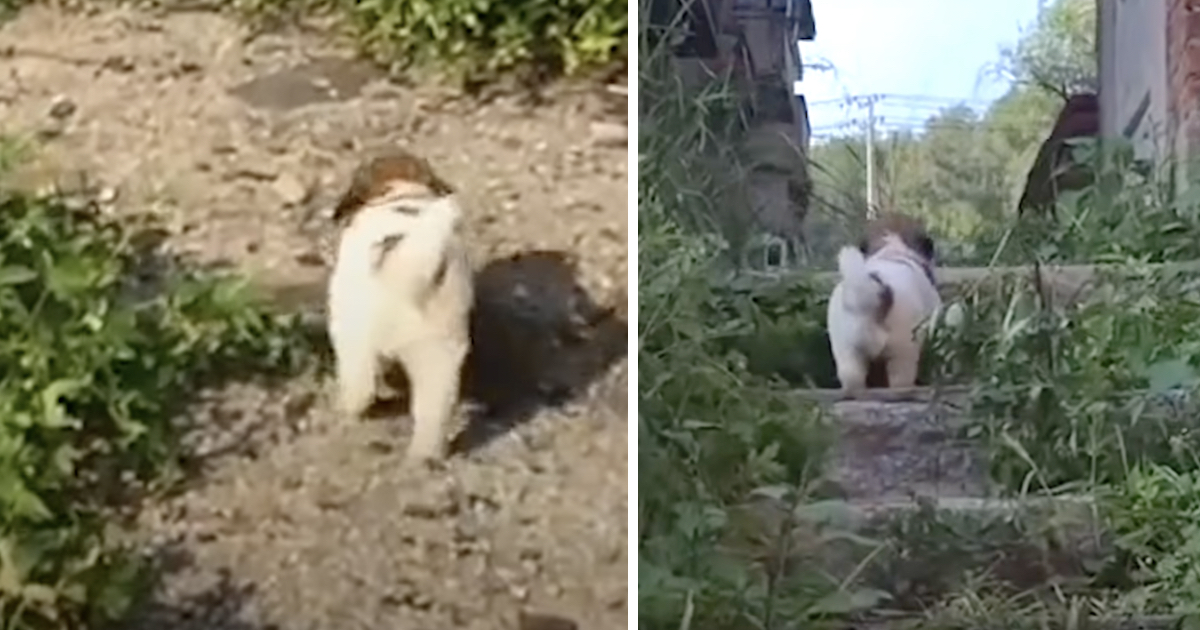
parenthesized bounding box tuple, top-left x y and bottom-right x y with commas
(920, 143, 1200, 491)
(908, 143, 1200, 615)
(0, 185, 314, 628)
(637, 6, 889, 628)
(237, 0, 626, 83)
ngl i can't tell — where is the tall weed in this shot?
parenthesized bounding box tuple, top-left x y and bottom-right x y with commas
(638, 5, 887, 628)
(0, 170, 315, 627)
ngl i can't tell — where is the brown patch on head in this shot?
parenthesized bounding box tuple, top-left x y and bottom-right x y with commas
(332, 150, 455, 223)
(858, 212, 936, 264)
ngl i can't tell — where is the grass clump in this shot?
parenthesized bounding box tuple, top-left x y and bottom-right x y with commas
(679, 126, 1200, 622)
(637, 5, 890, 629)
(0, 165, 315, 627)
(907, 145, 1200, 620)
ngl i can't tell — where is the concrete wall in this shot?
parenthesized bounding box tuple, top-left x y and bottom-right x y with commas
(1100, 0, 1200, 187)
(1098, 0, 1169, 165)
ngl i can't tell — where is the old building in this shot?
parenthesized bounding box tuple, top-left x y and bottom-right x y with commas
(649, 0, 817, 267)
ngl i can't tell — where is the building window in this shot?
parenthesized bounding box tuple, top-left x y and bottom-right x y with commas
(648, 0, 718, 58)
(753, 80, 796, 125)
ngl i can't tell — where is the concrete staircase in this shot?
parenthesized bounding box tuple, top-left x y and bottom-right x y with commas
(724, 265, 1200, 625)
(781, 386, 1121, 625)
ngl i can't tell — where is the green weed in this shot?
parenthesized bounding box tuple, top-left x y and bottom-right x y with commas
(0, 181, 315, 627)
(232, 0, 626, 84)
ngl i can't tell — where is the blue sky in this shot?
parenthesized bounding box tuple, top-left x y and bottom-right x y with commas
(796, 0, 1044, 140)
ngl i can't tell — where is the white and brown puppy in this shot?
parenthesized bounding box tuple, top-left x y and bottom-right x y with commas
(327, 151, 474, 463)
(826, 214, 940, 396)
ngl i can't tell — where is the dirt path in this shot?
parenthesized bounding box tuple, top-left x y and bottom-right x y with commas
(0, 5, 628, 630)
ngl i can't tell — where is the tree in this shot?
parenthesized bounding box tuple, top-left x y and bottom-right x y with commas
(988, 0, 1097, 99)
(805, 0, 1099, 265)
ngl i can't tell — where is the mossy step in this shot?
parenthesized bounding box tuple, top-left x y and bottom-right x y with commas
(841, 614, 1182, 630)
(795, 387, 1193, 501)
(792, 388, 984, 500)
(739, 494, 1108, 614)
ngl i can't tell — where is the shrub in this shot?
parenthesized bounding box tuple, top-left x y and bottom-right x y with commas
(236, 0, 627, 83)
(0, 181, 315, 627)
(911, 141, 1200, 615)
(637, 6, 888, 628)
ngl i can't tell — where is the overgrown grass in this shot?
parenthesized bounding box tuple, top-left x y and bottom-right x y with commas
(0, 148, 316, 628)
(637, 6, 895, 629)
(231, 0, 626, 85)
(921, 145, 1200, 618)
(712, 129, 1200, 621)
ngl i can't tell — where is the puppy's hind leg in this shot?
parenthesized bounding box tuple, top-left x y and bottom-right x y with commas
(399, 339, 468, 464)
(332, 332, 380, 418)
(885, 340, 921, 389)
(833, 351, 869, 399)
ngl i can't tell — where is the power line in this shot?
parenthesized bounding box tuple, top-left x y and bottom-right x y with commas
(806, 92, 996, 108)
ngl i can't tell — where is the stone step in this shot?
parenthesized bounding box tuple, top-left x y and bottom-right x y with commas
(841, 614, 1182, 629)
(738, 493, 1110, 614)
(800, 386, 1192, 501)
(766, 387, 1195, 618)
(800, 387, 985, 500)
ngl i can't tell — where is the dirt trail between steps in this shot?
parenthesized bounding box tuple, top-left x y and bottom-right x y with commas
(0, 5, 628, 629)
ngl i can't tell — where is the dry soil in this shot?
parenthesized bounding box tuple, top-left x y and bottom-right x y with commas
(0, 4, 629, 629)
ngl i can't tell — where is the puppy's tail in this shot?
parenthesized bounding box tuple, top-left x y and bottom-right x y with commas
(836, 246, 892, 320)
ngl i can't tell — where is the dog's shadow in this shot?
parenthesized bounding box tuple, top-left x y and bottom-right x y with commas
(363, 249, 627, 453)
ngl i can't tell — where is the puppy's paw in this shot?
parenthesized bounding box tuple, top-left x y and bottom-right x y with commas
(402, 445, 448, 471)
(336, 387, 375, 420)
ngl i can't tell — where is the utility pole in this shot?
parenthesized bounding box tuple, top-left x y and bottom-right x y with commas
(865, 96, 878, 219)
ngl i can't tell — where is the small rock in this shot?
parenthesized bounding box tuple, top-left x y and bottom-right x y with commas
(273, 173, 312, 207)
(283, 391, 317, 418)
(518, 612, 577, 630)
(230, 165, 277, 181)
(294, 250, 324, 267)
(101, 55, 136, 73)
(402, 494, 459, 519)
(97, 186, 119, 204)
(366, 439, 394, 454)
(177, 60, 202, 74)
(48, 96, 76, 120)
(36, 124, 64, 141)
(590, 121, 627, 147)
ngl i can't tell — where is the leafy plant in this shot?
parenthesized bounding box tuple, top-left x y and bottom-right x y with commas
(638, 4, 890, 629)
(0, 184, 315, 628)
(233, 0, 626, 84)
(1103, 463, 1200, 615)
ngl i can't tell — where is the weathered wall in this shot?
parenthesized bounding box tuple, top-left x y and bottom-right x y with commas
(1168, 0, 1200, 186)
(1098, 0, 1170, 165)
(664, 0, 813, 250)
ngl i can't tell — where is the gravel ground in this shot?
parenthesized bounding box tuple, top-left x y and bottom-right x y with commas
(0, 4, 628, 629)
